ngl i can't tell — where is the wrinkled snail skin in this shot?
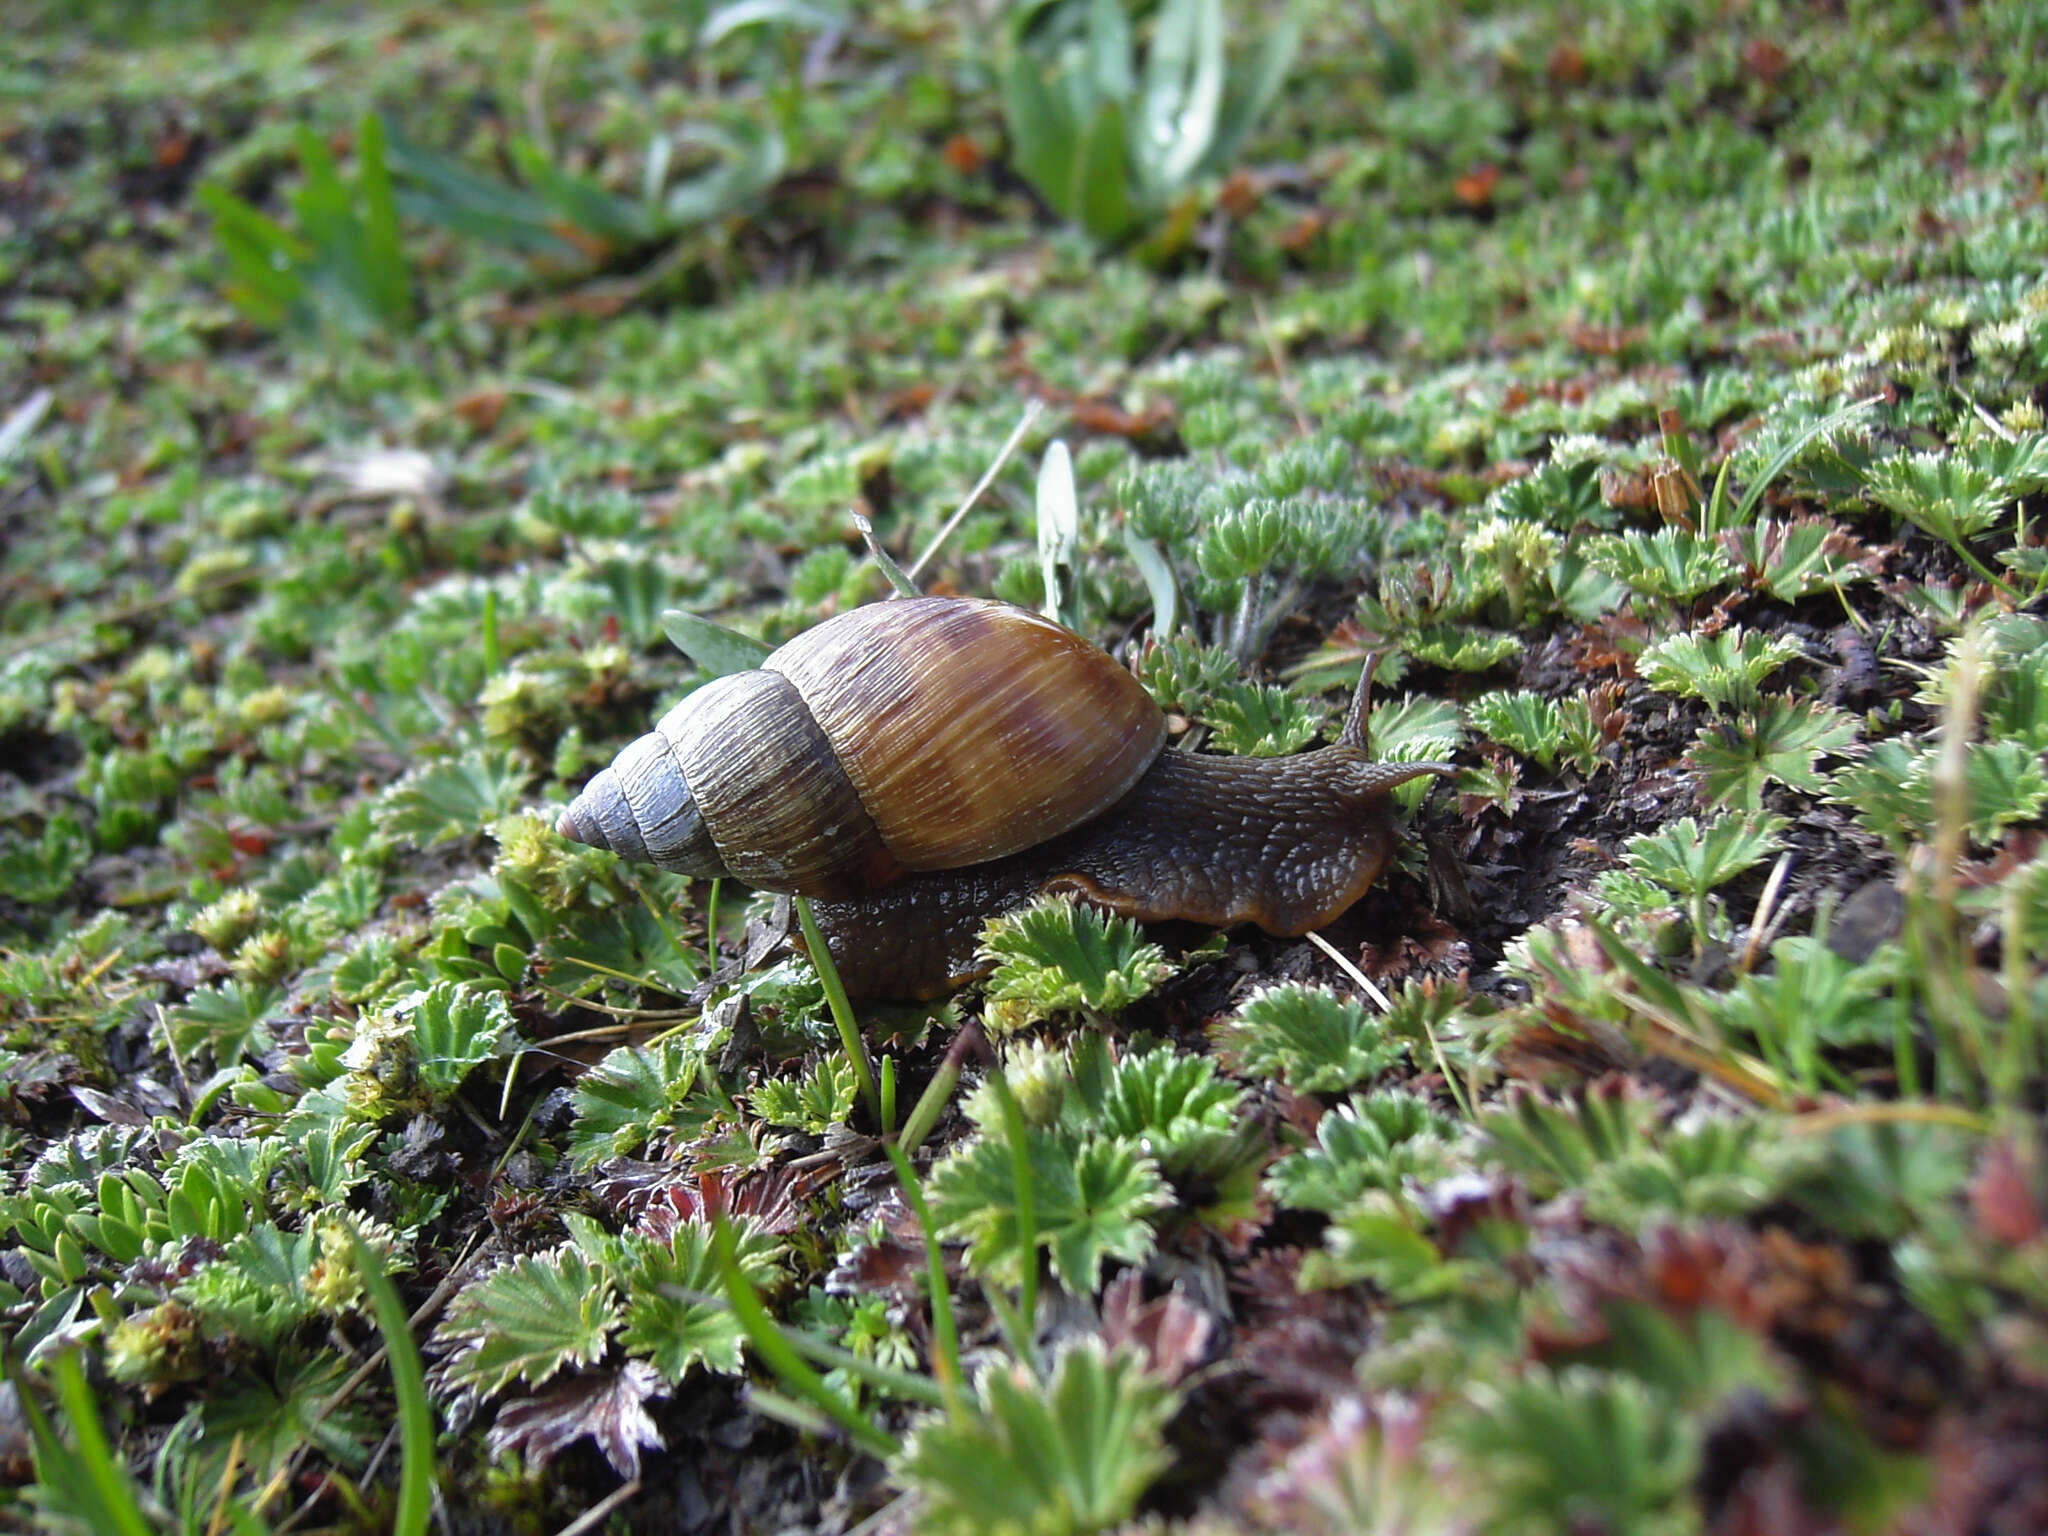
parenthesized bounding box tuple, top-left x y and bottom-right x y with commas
(805, 745, 1450, 999)
(556, 594, 1453, 1000)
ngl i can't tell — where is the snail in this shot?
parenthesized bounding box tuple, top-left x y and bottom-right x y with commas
(557, 596, 1452, 998)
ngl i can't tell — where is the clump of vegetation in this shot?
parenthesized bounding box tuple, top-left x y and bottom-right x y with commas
(5, 0, 2046, 1531)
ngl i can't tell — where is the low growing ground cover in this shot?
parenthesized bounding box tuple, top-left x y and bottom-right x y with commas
(3, 1, 2046, 1531)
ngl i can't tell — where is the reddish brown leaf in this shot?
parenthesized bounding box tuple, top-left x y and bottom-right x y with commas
(1453, 163, 1500, 209)
(1741, 37, 1789, 85)
(451, 390, 509, 433)
(154, 127, 193, 171)
(1971, 1138, 2043, 1246)
(1066, 397, 1176, 442)
(1276, 209, 1330, 252)
(1546, 43, 1588, 86)
(1101, 1271, 1216, 1384)
(1218, 169, 1261, 219)
(487, 1362, 666, 1478)
(825, 1236, 927, 1304)
(940, 134, 983, 174)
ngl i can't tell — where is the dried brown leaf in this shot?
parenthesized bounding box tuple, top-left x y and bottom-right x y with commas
(487, 1361, 666, 1478)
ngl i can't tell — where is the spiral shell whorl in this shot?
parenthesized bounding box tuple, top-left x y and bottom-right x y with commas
(558, 596, 1168, 900)
(556, 726, 724, 874)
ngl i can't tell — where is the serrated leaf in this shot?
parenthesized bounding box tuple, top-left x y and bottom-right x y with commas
(1622, 812, 1788, 899)
(1689, 697, 1858, 809)
(377, 748, 532, 846)
(1585, 526, 1738, 601)
(1468, 690, 1567, 772)
(1637, 627, 1804, 713)
(1202, 680, 1323, 756)
(929, 1125, 1167, 1292)
(1073, 1046, 1248, 1181)
(404, 981, 516, 1097)
(166, 982, 287, 1069)
(437, 1247, 618, 1399)
(979, 896, 1170, 1027)
(617, 1219, 780, 1381)
(568, 1038, 707, 1169)
(1215, 983, 1404, 1093)
(1402, 624, 1521, 672)
(487, 1361, 666, 1478)
(893, 1340, 1177, 1536)
(1265, 1090, 1455, 1214)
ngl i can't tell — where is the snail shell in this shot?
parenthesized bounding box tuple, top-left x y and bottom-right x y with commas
(556, 597, 1167, 899)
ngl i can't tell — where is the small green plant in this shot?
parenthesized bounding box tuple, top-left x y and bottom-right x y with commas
(1689, 696, 1859, 808)
(402, 981, 517, 1098)
(199, 113, 411, 338)
(1584, 527, 1738, 606)
(1480, 1088, 1814, 1224)
(1636, 627, 1805, 713)
(1831, 737, 2048, 851)
(0, 812, 89, 906)
(1213, 982, 1404, 1093)
(1453, 1369, 1696, 1535)
(388, 119, 786, 274)
(1131, 633, 1246, 716)
(1002, 0, 1300, 247)
(1721, 516, 1880, 602)
(1203, 679, 1324, 756)
(1069, 1042, 1266, 1226)
(436, 1214, 781, 1471)
(752, 1055, 861, 1132)
(1265, 1090, 1456, 1215)
(375, 748, 533, 847)
(167, 981, 288, 1068)
(1862, 434, 2048, 594)
(1712, 932, 1893, 1094)
(927, 1118, 1167, 1293)
(979, 896, 1172, 1032)
(1467, 690, 1614, 777)
(1600, 812, 1787, 941)
(892, 1340, 1179, 1536)
(1345, 691, 1465, 814)
(1463, 517, 1562, 623)
(567, 1037, 719, 1168)
(436, 1246, 618, 1401)
(1400, 623, 1522, 672)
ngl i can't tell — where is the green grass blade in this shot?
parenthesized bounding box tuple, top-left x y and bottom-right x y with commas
(794, 896, 881, 1127)
(884, 1137, 963, 1403)
(714, 1219, 899, 1457)
(350, 1226, 434, 1536)
(13, 1352, 155, 1536)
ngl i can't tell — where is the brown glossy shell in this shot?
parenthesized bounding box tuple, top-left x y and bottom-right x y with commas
(557, 597, 1168, 900)
(767, 598, 1165, 869)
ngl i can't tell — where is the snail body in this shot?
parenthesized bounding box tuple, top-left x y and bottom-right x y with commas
(558, 596, 1449, 998)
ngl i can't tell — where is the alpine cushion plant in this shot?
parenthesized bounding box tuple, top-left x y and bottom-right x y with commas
(1001, 0, 1300, 248)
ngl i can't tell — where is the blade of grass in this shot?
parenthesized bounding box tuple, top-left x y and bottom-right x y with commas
(713, 1219, 899, 1457)
(1731, 393, 1884, 527)
(348, 1226, 432, 1536)
(898, 1023, 976, 1155)
(983, 1067, 1038, 1366)
(12, 1351, 154, 1536)
(794, 896, 881, 1129)
(908, 400, 1044, 583)
(883, 1139, 962, 1404)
